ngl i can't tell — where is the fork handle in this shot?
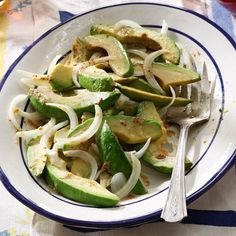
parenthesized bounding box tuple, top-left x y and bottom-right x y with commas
(161, 123, 190, 222)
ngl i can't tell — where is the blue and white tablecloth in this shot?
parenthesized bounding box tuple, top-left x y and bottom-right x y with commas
(0, 0, 235, 235)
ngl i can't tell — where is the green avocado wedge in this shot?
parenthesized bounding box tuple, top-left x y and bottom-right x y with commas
(96, 121, 147, 195)
(105, 115, 162, 144)
(108, 73, 138, 85)
(142, 150, 193, 174)
(137, 101, 193, 174)
(27, 143, 47, 177)
(49, 64, 74, 92)
(84, 34, 133, 77)
(127, 79, 161, 94)
(44, 163, 119, 206)
(116, 84, 191, 108)
(151, 63, 201, 90)
(29, 86, 120, 120)
(90, 24, 180, 64)
(78, 65, 114, 92)
(69, 115, 162, 145)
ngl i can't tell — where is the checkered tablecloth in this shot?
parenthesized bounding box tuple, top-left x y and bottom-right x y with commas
(0, 1, 235, 235)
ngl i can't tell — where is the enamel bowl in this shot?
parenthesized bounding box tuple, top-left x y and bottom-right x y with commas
(0, 3, 235, 229)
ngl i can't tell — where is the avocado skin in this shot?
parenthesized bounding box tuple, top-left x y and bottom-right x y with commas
(29, 91, 120, 121)
(128, 79, 161, 94)
(79, 74, 114, 92)
(117, 84, 191, 108)
(44, 164, 119, 207)
(96, 121, 147, 195)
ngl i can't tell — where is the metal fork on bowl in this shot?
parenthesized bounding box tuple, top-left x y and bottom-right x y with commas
(161, 61, 214, 222)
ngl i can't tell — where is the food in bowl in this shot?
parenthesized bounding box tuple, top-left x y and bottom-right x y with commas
(8, 20, 202, 207)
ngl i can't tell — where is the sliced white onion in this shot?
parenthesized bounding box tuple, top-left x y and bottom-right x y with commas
(127, 49, 147, 59)
(176, 42, 195, 70)
(16, 118, 56, 144)
(125, 137, 151, 160)
(161, 19, 168, 35)
(114, 20, 143, 31)
(73, 89, 87, 95)
(47, 54, 62, 75)
(64, 150, 98, 180)
(144, 50, 168, 94)
(72, 68, 81, 88)
(135, 137, 151, 159)
(111, 172, 127, 193)
(17, 69, 45, 79)
(8, 94, 28, 130)
(114, 153, 141, 199)
(90, 56, 115, 64)
(20, 77, 50, 88)
(46, 103, 79, 132)
(159, 85, 176, 117)
(46, 145, 67, 169)
(145, 72, 165, 94)
(135, 138, 152, 159)
(15, 110, 44, 121)
(90, 51, 104, 60)
(56, 105, 102, 146)
(40, 120, 68, 150)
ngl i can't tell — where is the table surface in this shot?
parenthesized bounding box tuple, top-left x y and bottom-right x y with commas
(0, 1, 235, 235)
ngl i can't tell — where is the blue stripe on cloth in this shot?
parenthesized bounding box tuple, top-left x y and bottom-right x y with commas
(59, 11, 75, 23)
(211, 1, 235, 39)
(182, 209, 236, 227)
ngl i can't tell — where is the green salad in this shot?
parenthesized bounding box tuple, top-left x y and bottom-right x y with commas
(9, 20, 200, 207)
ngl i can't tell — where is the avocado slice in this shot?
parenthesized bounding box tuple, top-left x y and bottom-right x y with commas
(91, 25, 180, 64)
(137, 101, 193, 174)
(96, 121, 147, 195)
(49, 38, 88, 92)
(115, 94, 138, 116)
(137, 101, 163, 123)
(127, 79, 161, 94)
(53, 122, 93, 152)
(84, 34, 133, 77)
(142, 151, 193, 174)
(79, 65, 114, 92)
(116, 84, 191, 108)
(69, 115, 162, 145)
(49, 64, 74, 92)
(108, 73, 138, 85)
(151, 63, 201, 90)
(29, 86, 120, 120)
(105, 115, 162, 144)
(27, 143, 47, 177)
(44, 163, 119, 206)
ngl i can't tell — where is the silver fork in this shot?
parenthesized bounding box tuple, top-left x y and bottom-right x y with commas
(161, 62, 214, 222)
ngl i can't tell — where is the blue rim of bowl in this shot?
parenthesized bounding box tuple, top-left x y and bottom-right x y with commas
(0, 2, 236, 228)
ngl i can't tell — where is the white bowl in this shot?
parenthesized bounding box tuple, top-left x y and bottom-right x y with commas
(0, 2, 236, 229)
